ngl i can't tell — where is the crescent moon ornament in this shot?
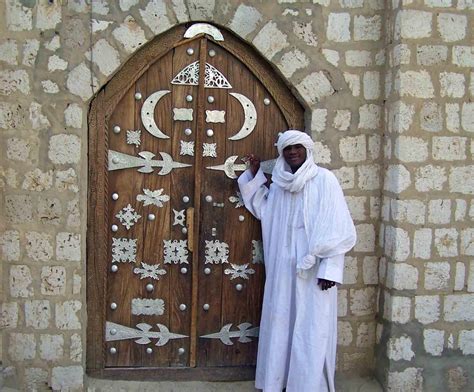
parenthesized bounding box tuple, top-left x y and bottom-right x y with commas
(141, 90, 171, 139)
(228, 93, 257, 141)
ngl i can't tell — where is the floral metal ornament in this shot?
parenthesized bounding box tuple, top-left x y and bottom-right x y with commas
(171, 61, 232, 89)
(202, 143, 217, 158)
(111, 238, 137, 263)
(229, 191, 244, 208)
(163, 239, 189, 264)
(224, 263, 255, 280)
(136, 188, 170, 208)
(106, 321, 188, 346)
(252, 240, 264, 264)
(126, 130, 141, 147)
(133, 262, 167, 280)
(173, 209, 186, 226)
(204, 240, 229, 264)
(131, 298, 165, 316)
(200, 322, 259, 346)
(115, 204, 141, 230)
(180, 140, 195, 156)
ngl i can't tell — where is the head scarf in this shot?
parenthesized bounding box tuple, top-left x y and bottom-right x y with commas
(271, 130, 319, 193)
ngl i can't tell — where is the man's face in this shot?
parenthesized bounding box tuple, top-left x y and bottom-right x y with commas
(283, 144, 307, 172)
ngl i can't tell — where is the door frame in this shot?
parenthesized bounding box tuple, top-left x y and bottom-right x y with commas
(87, 22, 304, 380)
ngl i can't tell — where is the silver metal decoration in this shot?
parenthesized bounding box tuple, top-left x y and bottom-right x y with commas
(186, 95, 193, 102)
(179, 304, 187, 311)
(126, 130, 141, 147)
(204, 240, 229, 264)
(133, 262, 167, 280)
(171, 61, 232, 89)
(182, 227, 188, 234)
(106, 321, 188, 347)
(207, 96, 215, 103)
(178, 347, 185, 355)
(205, 195, 213, 203)
(206, 110, 225, 123)
(228, 93, 257, 140)
(252, 240, 264, 264)
(203, 304, 210, 311)
(184, 23, 224, 41)
(148, 213, 156, 221)
(235, 284, 243, 291)
(173, 108, 194, 121)
(146, 283, 154, 292)
(238, 215, 245, 222)
(204, 267, 211, 275)
(229, 192, 244, 208)
(206, 129, 214, 137)
(136, 188, 170, 207)
(131, 298, 164, 316)
(111, 265, 118, 272)
(141, 90, 171, 139)
(111, 224, 118, 232)
(180, 140, 195, 156)
(112, 238, 137, 263)
(110, 302, 118, 310)
(108, 150, 192, 175)
(206, 156, 276, 179)
(146, 348, 153, 354)
(180, 267, 188, 274)
(184, 128, 192, 136)
(209, 49, 216, 57)
(200, 323, 259, 346)
(112, 193, 119, 201)
(202, 143, 217, 158)
(263, 98, 271, 105)
(186, 48, 194, 55)
(173, 209, 186, 226)
(110, 347, 117, 354)
(113, 125, 121, 134)
(224, 263, 255, 280)
(135, 92, 142, 100)
(182, 196, 190, 203)
(115, 204, 141, 230)
(163, 240, 189, 264)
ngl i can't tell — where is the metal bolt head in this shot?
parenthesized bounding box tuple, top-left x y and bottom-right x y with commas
(113, 125, 121, 134)
(203, 303, 210, 311)
(204, 267, 211, 275)
(111, 265, 118, 272)
(110, 347, 117, 354)
(182, 227, 188, 234)
(178, 347, 185, 355)
(209, 49, 216, 57)
(206, 129, 214, 137)
(146, 283, 154, 292)
(135, 92, 142, 100)
(264, 98, 271, 105)
(111, 224, 118, 232)
(110, 302, 117, 310)
(205, 195, 213, 203)
(238, 215, 245, 222)
(235, 284, 243, 291)
(182, 196, 190, 203)
(180, 267, 188, 274)
(186, 48, 194, 55)
(184, 128, 192, 136)
(186, 95, 193, 102)
(146, 348, 153, 354)
(148, 213, 156, 221)
(207, 96, 215, 103)
(112, 157, 119, 164)
(112, 193, 119, 200)
(110, 328, 117, 335)
(179, 304, 187, 311)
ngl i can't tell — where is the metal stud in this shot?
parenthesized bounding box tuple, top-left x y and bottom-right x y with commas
(110, 302, 117, 310)
(187, 48, 194, 55)
(183, 196, 190, 203)
(113, 125, 121, 134)
(110, 328, 117, 335)
(181, 267, 188, 274)
(205, 195, 213, 203)
(146, 283, 154, 292)
(264, 98, 271, 105)
(111, 224, 118, 232)
(135, 92, 142, 100)
(112, 157, 119, 164)
(111, 265, 118, 272)
(182, 227, 188, 234)
(146, 348, 153, 354)
(206, 129, 214, 137)
(112, 193, 119, 201)
(235, 284, 243, 291)
(203, 303, 210, 311)
(207, 96, 215, 103)
(209, 49, 216, 57)
(178, 347, 185, 355)
(186, 95, 193, 102)
(179, 304, 187, 311)
(238, 215, 245, 222)
(148, 213, 156, 221)
(184, 128, 192, 136)
(211, 228, 217, 237)
(204, 267, 211, 275)
(110, 347, 117, 354)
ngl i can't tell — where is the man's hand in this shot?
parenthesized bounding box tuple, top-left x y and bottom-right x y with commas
(245, 154, 261, 176)
(318, 279, 336, 290)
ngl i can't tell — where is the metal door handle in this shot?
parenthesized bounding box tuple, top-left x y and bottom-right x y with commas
(186, 207, 194, 252)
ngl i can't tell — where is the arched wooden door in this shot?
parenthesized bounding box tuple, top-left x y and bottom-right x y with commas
(87, 23, 304, 380)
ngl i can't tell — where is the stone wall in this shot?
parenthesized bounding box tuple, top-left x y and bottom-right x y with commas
(0, 0, 472, 391)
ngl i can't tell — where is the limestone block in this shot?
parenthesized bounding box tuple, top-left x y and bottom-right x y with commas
(461, 229, 474, 256)
(344, 73, 360, 96)
(25, 300, 51, 329)
(22, 39, 40, 67)
(38, 197, 62, 225)
(67, 199, 81, 228)
(468, 261, 474, 292)
(36, 1, 61, 30)
(25, 232, 53, 262)
(5, 195, 33, 223)
(356, 322, 375, 348)
(363, 71, 380, 100)
(313, 141, 331, 164)
(41, 266, 66, 296)
(25, 368, 48, 391)
(444, 294, 474, 321)
(391, 199, 425, 225)
(73, 272, 82, 295)
(322, 49, 339, 66)
(0, 230, 20, 261)
(119, 0, 139, 12)
(6, 138, 29, 162)
(386, 263, 418, 290)
(446, 367, 468, 392)
(56, 168, 79, 193)
(187, 0, 215, 19)
(458, 0, 474, 8)
(387, 335, 414, 361)
(343, 256, 358, 284)
(413, 228, 432, 259)
(228, 4, 262, 38)
(440, 72, 465, 98)
(41, 80, 59, 94)
(340, 0, 364, 7)
(350, 287, 376, 316)
(0, 70, 30, 95)
(333, 167, 354, 190)
(415, 295, 440, 324)
(67, 63, 99, 101)
(424, 329, 444, 356)
(368, 135, 381, 160)
(91, 0, 109, 15)
(384, 165, 411, 194)
(64, 103, 83, 129)
(70, 333, 83, 362)
(345, 50, 371, 67)
(417, 45, 448, 66)
(296, 71, 334, 104)
(48, 134, 81, 164)
(22, 169, 54, 192)
(139, 0, 172, 34)
(354, 15, 381, 41)
(391, 44, 410, 66)
(29, 102, 50, 130)
(400, 70, 434, 98)
(293, 21, 318, 47)
(0, 302, 18, 329)
(10, 265, 33, 298)
(458, 330, 474, 355)
(425, 262, 450, 290)
(8, 333, 36, 361)
(338, 289, 348, 317)
(383, 293, 411, 324)
(385, 226, 410, 262)
(438, 13, 467, 42)
(449, 166, 474, 194)
(45, 35, 61, 51)
(340, 135, 366, 162)
(358, 164, 380, 191)
(278, 49, 309, 78)
(387, 368, 423, 391)
(40, 334, 64, 361)
(420, 101, 443, 132)
(354, 224, 375, 252)
(333, 110, 351, 131)
(428, 199, 451, 224)
(398, 10, 432, 39)
(171, 0, 189, 22)
(51, 366, 83, 391)
(5, 0, 33, 31)
(56, 300, 82, 330)
(310, 109, 327, 132)
(388, 101, 414, 133)
(47, 55, 68, 72)
(0, 39, 18, 65)
(394, 136, 428, 163)
(92, 19, 113, 34)
(453, 46, 474, 67)
(327, 13, 351, 42)
(415, 165, 447, 192)
(112, 16, 146, 53)
(358, 104, 380, 129)
(363, 256, 378, 285)
(434, 228, 458, 257)
(253, 22, 289, 60)
(455, 262, 466, 291)
(56, 232, 81, 261)
(338, 321, 353, 346)
(0, 167, 18, 189)
(425, 0, 452, 6)
(446, 103, 460, 132)
(86, 39, 120, 77)
(461, 102, 474, 131)
(345, 196, 366, 221)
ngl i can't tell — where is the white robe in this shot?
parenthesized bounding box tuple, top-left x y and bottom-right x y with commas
(238, 168, 352, 392)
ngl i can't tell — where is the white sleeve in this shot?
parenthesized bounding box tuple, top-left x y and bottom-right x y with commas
(237, 168, 268, 220)
(316, 254, 345, 284)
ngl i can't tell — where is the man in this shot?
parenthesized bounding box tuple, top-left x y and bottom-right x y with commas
(238, 130, 356, 391)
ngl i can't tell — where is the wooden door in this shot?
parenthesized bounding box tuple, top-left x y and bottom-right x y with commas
(87, 24, 304, 380)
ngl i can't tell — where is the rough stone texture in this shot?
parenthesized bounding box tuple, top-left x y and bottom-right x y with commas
(8, 333, 36, 361)
(25, 300, 51, 329)
(51, 366, 83, 391)
(48, 134, 81, 165)
(252, 21, 289, 60)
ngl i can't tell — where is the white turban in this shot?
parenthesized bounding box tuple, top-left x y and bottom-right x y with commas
(272, 130, 318, 193)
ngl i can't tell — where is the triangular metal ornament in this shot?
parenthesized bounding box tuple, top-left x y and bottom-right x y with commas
(171, 61, 232, 89)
